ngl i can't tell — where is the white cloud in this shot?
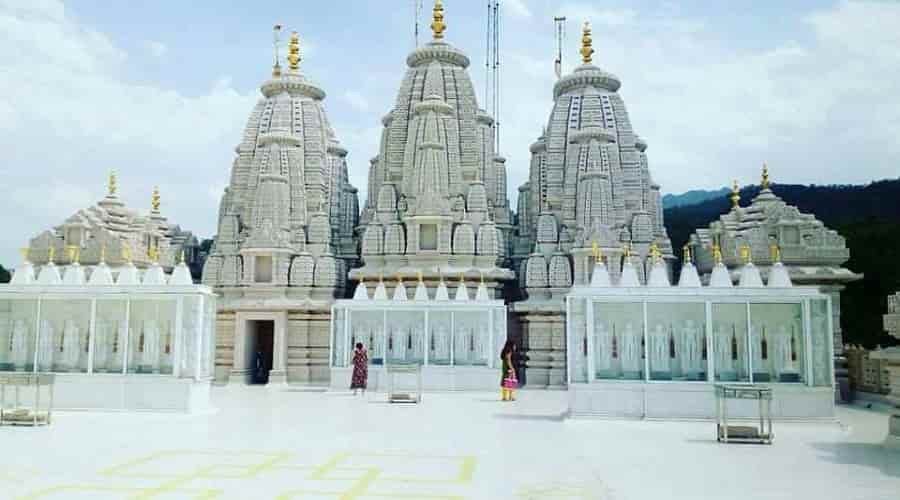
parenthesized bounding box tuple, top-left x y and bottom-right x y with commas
(0, 0, 256, 266)
(504, 0, 533, 19)
(144, 40, 167, 58)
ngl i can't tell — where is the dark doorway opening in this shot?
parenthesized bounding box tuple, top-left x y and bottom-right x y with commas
(250, 320, 274, 384)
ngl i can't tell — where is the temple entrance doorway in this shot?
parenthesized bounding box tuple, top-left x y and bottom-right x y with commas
(249, 320, 274, 384)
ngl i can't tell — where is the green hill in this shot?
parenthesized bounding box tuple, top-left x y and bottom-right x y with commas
(664, 179, 900, 348)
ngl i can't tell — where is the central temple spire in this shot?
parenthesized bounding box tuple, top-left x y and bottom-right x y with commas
(580, 21, 594, 64)
(431, 0, 446, 40)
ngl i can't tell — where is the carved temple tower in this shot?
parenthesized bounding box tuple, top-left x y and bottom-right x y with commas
(202, 30, 360, 385)
(511, 23, 673, 388)
(352, 1, 515, 295)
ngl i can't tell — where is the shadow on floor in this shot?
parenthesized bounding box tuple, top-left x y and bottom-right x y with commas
(812, 442, 900, 478)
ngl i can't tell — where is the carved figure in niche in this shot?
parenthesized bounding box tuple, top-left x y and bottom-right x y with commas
(11, 319, 29, 369)
(621, 322, 640, 373)
(93, 321, 110, 371)
(775, 325, 798, 375)
(750, 324, 768, 375)
(432, 324, 449, 361)
(651, 324, 670, 372)
(594, 322, 613, 371)
(37, 319, 55, 370)
(141, 320, 161, 371)
(714, 326, 735, 375)
(681, 320, 702, 375)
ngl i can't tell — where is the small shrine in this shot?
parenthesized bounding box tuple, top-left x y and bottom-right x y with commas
(566, 243, 834, 419)
(330, 272, 506, 391)
(0, 247, 216, 413)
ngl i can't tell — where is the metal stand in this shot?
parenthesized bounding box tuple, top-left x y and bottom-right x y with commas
(715, 384, 773, 444)
(0, 373, 55, 426)
(386, 364, 422, 404)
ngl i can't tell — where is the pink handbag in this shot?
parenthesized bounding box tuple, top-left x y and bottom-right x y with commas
(502, 374, 518, 389)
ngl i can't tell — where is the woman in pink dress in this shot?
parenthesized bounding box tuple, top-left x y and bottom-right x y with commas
(351, 342, 368, 395)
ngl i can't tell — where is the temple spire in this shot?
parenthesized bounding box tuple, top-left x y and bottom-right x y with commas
(288, 31, 301, 72)
(761, 162, 771, 190)
(431, 0, 446, 40)
(580, 22, 594, 64)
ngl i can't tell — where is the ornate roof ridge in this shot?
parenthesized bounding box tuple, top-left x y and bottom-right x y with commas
(406, 41, 470, 69)
(260, 74, 326, 100)
(553, 64, 621, 98)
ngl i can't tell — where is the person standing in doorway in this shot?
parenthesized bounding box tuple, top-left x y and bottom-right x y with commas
(351, 342, 368, 395)
(500, 340, 518, 401)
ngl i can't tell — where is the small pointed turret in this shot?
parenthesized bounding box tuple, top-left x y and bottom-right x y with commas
(580, 21, 594, 64)
(761, 162, 771, 190)
(730, 180, 740, 208)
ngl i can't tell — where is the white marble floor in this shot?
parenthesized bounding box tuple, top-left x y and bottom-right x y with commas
(1, 386, 898, 499)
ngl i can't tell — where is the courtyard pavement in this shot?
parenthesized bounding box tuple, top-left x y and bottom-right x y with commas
(1, 386, 898, 499)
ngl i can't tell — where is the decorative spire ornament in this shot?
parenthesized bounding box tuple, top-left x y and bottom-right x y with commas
(108, 170, 118, 196)
(100, 244, 107, 264)
(592, 241, 603, 263)
(66, 245, 80, 264)
(122, 244, 132, 264)
(649, 242, 662, 263)
(418, 270, 424, 283)
(288, 31, 301, 72)
(580, 21, 594, 64)
(431, 0, 446, 40)
(622, 243, 632, 259)
(712, 242, 723, 265)
(683, 245, 692, 265)
(180, 249, 186, 264)
(740, 245, 752, 265)
(761, 162, 771, 190)
(48, 246, 55, 263)
(730, 180, 741, 208)
(769, 243, 781, 263)
(151, 186, 161, 212)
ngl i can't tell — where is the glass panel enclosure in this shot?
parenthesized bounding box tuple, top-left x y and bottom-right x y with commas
(93, 299, 127, 373)
(453, 310, 489, 366)
(0, 299, 39, 372)
(332, 308, 346, 367)
(569, 298, 588, 383)
(128, 299, 176, 375)
(593, 302, 644, 380)
(646, 303, 706, 381)
(810, 299, 831, 387)
(350, 311, 384, 366)
(712, 303, 749, 382)
(178, 296, 200, 379)
(750, 303, 805, 383)
(428, 311, 452, 366)
(387, 311, 425, 365)
(37, 300, 91, 373)
(200, 296, 216, 378)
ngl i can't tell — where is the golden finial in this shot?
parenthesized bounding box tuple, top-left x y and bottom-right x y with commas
(683, 245, 692, 264)
(108, 170, 117, 196)
(47, 246, 55, 263)
(649, 242, 662, 263)
(431, 0, 446, 40)
(730, 180, 740, 208)
(396, 272, 403, 284)
(100, 244, 107, 264)
(712, 242, 723, 265)
(418, 270, 424, 283)
(151, 186, 161, 212)
(459, 272, 465, 283)
(769, 243, 781, 263)
(288, 31, 301, 72)
(761, 162, 771, 190)
(591, 241, 603, 263)
(272, 24, 283, 78)
(19, 247, 30, 262)
(66, 245, 80, 264)
(580, 21, 594, 64)
(740, 245, 752, 265)
(179, 249, 186, 264)
(622, 243, 632, 259)
(121, 244, 132, 264)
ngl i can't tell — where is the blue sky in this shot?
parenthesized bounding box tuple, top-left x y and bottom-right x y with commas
(1, 0, 899, 267)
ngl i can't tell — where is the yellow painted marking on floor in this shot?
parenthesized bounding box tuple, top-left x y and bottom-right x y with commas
(17, 484, 223, 500)
(340, 467, 380, 500)
(237, 452, 292, 479)
(455, 456, 477, 482)
(307, 451, 351, 480)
